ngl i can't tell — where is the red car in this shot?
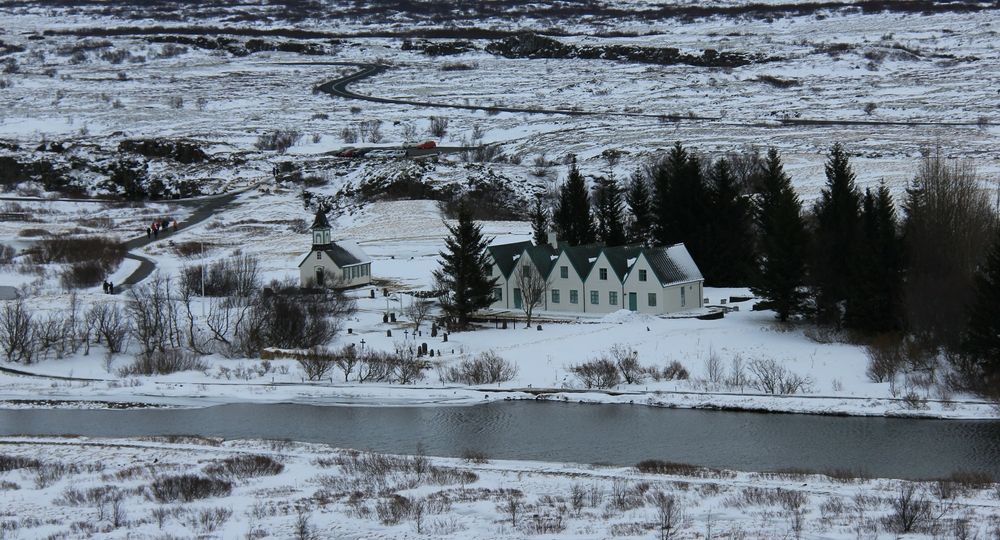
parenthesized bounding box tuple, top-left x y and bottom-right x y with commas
(416, 141, 436, 149)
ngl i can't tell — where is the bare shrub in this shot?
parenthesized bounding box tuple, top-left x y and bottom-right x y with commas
(341, 126, 358, 143)
(255, 130, 301, 152)
(610, 344, 644, 384)
(0, 243, 15, 265)
(294, 508, 316, 540)
(147, 474, 232, 503)
(884, 482, 932, 534)
(376, 494, 414, 525)
(461, 448, 490, 464)
(865, 333, 903, 383)
(747, 357, 813, 394)
(193, 506, 232, 533)
(647, 490, 684, 540)
(572, 356, 621, 389)
(167, 96, 183, 109)
(463, 143, 505, 163)
(443, 351, 518, 385)
(658, 360, 689, 381)
(26, 235, 125, 272)
(703, 345, 725, 385)
(0, 454, 40, 472)
(727, 354, 749, 391)
(31, 461, 69, 489)
(117, 349, 209, 376)
(204, 454, 284, 479)
(403, 296, 433, 332)
(428, 116, 448, 138)
(358, 119, 383, 143)
(496, 489, 524, 527)
(296, 346, 338, 381)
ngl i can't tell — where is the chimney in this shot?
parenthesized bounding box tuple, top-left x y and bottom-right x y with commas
(547, 231, 558, 249)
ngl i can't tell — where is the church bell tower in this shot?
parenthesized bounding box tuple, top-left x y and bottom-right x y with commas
(310, 209, 332, 249)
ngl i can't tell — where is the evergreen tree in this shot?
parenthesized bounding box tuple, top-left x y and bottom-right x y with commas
(552, 162, 596, 246)
(528, 196, 549, 246)
(962, 227, 1000, 397)
(703, 158, 756, 286)
(625, 168, 653, 245)
(844, 183, 903, 333)
(591, 175, 627, 247)
(652, 142, 711, 265)
(432, 206, 498, 331)
(751, 148, 810, 322)
(812, 143, 862, 326)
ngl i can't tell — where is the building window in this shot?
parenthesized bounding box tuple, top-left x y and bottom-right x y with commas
(609, 291, 618, 305)
(569, 290, 579, 304)
(316, 252, 322, 260)
(648, 293, 657, 307)
(494, 287, 502, 301)
(680, 287, 686, 307)
(343, 268, 350, 280)
(560, 266, 569, 279)
(590, 291, 599, 305)
(362, 264, 368, 277)
(523, 265, 531, 278)
(639, 269, 647, 282)
(599, 268, 607, 280)
(552, 289, 560, 303)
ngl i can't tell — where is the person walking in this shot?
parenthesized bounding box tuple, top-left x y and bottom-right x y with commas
(153, 227, 158, 239)
(173, 220, 178, 232)
(108, 282, 114, 294)
(102, 281, 108, 294)
(146, 227, 151, 239)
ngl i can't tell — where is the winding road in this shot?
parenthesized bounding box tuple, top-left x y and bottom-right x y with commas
(313, 61, 989, 128)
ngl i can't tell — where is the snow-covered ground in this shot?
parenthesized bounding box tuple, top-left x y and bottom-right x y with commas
(0, 435, 998, 539)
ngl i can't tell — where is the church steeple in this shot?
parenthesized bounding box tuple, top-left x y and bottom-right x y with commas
(311, 209, 331, 249)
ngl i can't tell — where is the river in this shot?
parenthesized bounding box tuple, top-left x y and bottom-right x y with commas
(2, 401, 997, 479)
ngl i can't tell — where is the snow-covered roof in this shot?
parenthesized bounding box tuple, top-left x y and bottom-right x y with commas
(298, 239, 371, 268)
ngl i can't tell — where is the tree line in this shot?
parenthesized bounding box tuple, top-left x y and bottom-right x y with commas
(525, 143, 1000, 398)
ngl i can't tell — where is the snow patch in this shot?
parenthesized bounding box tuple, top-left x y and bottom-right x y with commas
(602, 309, 655, 324)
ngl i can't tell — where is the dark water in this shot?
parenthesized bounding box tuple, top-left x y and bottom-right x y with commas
(1, 401, 998, 479)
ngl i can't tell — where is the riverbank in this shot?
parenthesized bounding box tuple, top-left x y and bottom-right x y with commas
(0, 435, 997, 539)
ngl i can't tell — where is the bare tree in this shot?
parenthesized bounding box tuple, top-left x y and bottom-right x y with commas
(703, 345, 725, 385)
(0, 298, 34, 363)
(514, 263, 551, 327)
(404, 296, 433, 334)
(87, 301, 130, 354)
(335, 343, 359, 382)
(886, 483, 931, 534)
(400, 122, 418, 142)
(497, 490, 524, 528)
(127, 273, 178, 355)
(646, 490, 683, 540)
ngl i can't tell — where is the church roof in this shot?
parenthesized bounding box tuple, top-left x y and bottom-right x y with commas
(641, 243, 704, 286)
(311, 209, 330, 229)
(487, 240, 533, 279)
(298, 239, 371, 269)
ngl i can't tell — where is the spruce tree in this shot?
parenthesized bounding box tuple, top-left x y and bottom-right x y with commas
(432, 206, 498, 330)
(844, 183, 903, 333)
(591, 175, 626, 247)
(652, 142, 711, 266)
(812, 143, 862, 326)
(625, 168, 653, 245)
(704, 158, 756, 286)
(751, 148, 810, 322)
(552, 162, 596, 246)
(963, 227, 1000, 396)
(528, 196, 549, 246)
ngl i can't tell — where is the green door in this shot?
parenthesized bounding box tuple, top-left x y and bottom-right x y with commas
(513, 288, 521, 310)
(628, 292, 637, 311)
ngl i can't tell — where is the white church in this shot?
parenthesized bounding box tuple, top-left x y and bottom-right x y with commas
(298, 209, 371, 289)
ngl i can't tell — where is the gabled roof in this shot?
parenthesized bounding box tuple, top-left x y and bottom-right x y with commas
(563, 243, 606, 280)
(522, 244, 560, 278)
(311, 209, 330, 230)
(298, 239, 371, 268)
(601, 244, 646, 282)
(642, 243, 704, 286)
(487, 240, 532, 279)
